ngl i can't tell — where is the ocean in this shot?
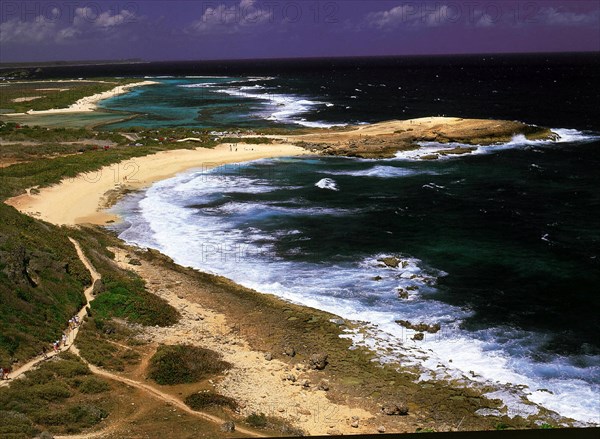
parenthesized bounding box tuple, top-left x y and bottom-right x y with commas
(48, 54, 600, 424)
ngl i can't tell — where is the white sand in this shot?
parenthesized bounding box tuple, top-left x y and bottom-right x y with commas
(5, 80, 158, 115)
(6, 143, 309, 226)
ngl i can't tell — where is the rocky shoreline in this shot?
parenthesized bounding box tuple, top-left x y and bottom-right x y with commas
(276, 117, 559, 159)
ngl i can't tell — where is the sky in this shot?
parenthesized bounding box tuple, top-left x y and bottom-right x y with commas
(0, 0, 599, 62)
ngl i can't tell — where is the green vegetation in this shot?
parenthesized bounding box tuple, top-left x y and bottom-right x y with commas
(76, 317, 142, 371)
(184, 391, 238, 411)
(0, 79, 140, 113)
(148, 344, 231, 385)
(0, 122, 124, 144)
(0, 352, 111, 437)
(70, 227, 180, 328)
(0, 203, 89, 364)
(246, 412, 268, 428)
(0, 124, 217, 200)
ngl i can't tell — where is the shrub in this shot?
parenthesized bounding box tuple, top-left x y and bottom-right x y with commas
(184, 391, 238, 411)
(78, 377, 110, 394)
(32, 382, 72, 401)
(148, 344, 231, 385)
(246, 412, 268, 428)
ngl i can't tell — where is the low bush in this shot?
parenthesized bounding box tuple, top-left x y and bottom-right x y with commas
(148, 344, 231, 385)
(184, 391, 238, 411)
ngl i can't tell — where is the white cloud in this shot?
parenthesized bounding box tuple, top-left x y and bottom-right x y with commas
(0, 8, 139, 45)
(536, 7, 600, 26)
(0, 16, 58, 43)
(187, 0, 273, 35)
(367, 3, 462, 29)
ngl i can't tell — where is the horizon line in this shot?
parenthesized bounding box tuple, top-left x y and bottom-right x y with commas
(1, 50, 599, 67)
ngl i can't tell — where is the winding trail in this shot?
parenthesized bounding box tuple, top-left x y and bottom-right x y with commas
(0, 238, 262, 437)
(0, 238, 97, 386)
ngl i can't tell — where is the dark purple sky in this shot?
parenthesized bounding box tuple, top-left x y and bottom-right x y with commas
(1, 1, 599, 61)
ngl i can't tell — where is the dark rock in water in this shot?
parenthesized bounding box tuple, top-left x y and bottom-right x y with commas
(309, 353, 329, 370)
(397, 288, 409, 299)
(372, 275, 383, 281)
(413, 333, 424, 341)
(381, 402, 409, 416)
(283, 345, 296, 357)
(128, 258, 142, 266)
(378, 257, 401, 268)
(220, 421, 235, 432)
(396, 320, 441, 334)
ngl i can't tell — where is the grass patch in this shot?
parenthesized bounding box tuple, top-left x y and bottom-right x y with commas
(70, 227, 180, 327)
(0, 353, 110, 436)
(148, 345, 231, 385)
(184, 391, 238, 411)
(76, 317, 141, 371)
(246, 412, 268, 428)
(0, 79, 140, 113)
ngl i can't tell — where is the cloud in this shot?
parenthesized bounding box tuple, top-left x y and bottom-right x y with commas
(366, 3, 462, 29)
(0, 7, 140, 44)
(0, 16, 58, 43)
(186, 0, 273, 35)
(535, 7, 600, 27)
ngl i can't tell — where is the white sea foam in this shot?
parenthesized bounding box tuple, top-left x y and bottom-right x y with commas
(393, 128, 599, 161)
(207, 86, 344, 128)
(315, 178, 339, 191)
(323, 165, 438, 178)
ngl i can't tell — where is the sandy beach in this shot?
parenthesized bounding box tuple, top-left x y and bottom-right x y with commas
(4, 80, 158, 115)
(6, 142, 309, 226)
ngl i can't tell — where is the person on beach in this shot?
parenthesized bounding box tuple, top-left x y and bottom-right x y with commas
(2, 367, 10, 380)
(0, 367, 4, 380)
(53, 340, 59, 352)
(62, 333, 68, 347)
(41, 346, 48, 359)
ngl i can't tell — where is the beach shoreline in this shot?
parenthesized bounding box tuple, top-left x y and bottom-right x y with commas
(3, 80, 159, 116)
(5, 142, 310, 226)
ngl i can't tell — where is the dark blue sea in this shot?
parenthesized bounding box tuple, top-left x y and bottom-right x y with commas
(47, 54, 600, 423)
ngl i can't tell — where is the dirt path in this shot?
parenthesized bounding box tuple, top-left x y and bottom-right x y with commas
(0, 238, 97, 386)
(69, 344, 264, 438)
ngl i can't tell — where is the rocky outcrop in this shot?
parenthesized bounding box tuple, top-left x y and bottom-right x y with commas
(290, 117, 559, 159)
(309, 353, 328, 370)
(381, 402, 409, 416)
(395, 320, 441, 334)
(378, 257, 408, 269)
